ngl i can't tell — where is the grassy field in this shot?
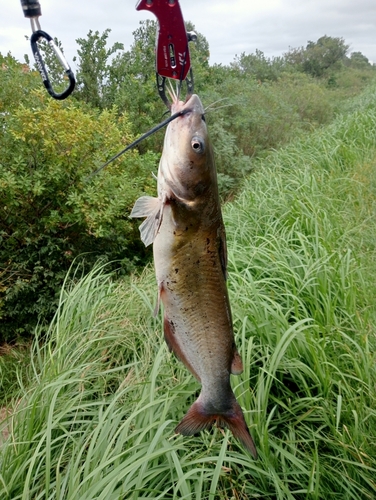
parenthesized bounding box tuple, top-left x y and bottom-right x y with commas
(1, 83, 376, 499)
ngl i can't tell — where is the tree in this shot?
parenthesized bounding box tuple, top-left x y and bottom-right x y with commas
(284, 36, 349, 77)
(347, 51, 372, 70)
(0, 52, 40, 111)
(305, 36, 349, 76)
(74, 29, 124, 108)
(230, 49, 288, 82)
(184, 20, 211, 90)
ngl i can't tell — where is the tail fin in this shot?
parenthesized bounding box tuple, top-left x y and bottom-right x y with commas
(175, 398, 258, 459)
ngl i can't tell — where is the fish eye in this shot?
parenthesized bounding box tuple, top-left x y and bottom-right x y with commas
(191, 136, 205, 153)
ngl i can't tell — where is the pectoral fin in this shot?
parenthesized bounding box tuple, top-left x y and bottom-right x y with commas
(130, 196, 163, 247)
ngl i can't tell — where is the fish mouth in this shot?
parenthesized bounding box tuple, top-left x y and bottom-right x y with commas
(171, 93, 204, 117)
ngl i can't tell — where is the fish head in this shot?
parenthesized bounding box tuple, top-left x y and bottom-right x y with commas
(159, 94, 217, 204)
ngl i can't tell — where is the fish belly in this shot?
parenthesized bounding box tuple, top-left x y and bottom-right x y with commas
(154, 205, 234, 393)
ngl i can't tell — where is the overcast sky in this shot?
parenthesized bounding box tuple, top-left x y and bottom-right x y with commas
(1, 0, 376, 68)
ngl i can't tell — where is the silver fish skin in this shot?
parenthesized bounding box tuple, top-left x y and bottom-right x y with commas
(130, 94, 257, 458)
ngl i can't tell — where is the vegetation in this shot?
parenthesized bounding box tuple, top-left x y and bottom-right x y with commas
(1, 26, 375, 340)
(1, 26, 375, 339)
(1, 73, 376, 498)
(0, 91, 158, 338)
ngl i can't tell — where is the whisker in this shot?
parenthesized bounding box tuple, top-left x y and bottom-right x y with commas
(167, 79, 179, 105)
(204, 98, 230, 112)
(177, 79, 183, 101)
(204, 103, 234, 114)
(175, 79, 180, 101)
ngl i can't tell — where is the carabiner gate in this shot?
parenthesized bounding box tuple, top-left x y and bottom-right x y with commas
(30, 30, 75, 100)
(20, 0, 75, 100)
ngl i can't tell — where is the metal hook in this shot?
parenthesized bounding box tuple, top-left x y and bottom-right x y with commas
(156, 67, 194, 110)
(30, 30, 75, 100)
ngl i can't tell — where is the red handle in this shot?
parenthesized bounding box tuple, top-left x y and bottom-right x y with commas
(136, 0, 191, 81)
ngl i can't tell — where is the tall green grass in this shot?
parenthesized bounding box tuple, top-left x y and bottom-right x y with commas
(1, 85, 376, 499)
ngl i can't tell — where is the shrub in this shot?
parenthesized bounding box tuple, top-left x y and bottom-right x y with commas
(0, 91, 157, 341)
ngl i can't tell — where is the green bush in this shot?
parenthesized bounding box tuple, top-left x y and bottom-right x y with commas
(0, 53, 41, 112)
(0, 91, 157, 341)
(204, 72, 337, 161)
(207, 118, 253, 200)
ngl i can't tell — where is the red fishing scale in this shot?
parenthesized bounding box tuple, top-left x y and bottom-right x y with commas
(136, 0, 195, 107)
(136, 0, 192, 81)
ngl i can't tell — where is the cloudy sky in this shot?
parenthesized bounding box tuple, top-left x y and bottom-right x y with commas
(1, 0, 376, 68)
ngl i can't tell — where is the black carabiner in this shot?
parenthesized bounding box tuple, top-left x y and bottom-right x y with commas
(30, 30, 75, 100)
